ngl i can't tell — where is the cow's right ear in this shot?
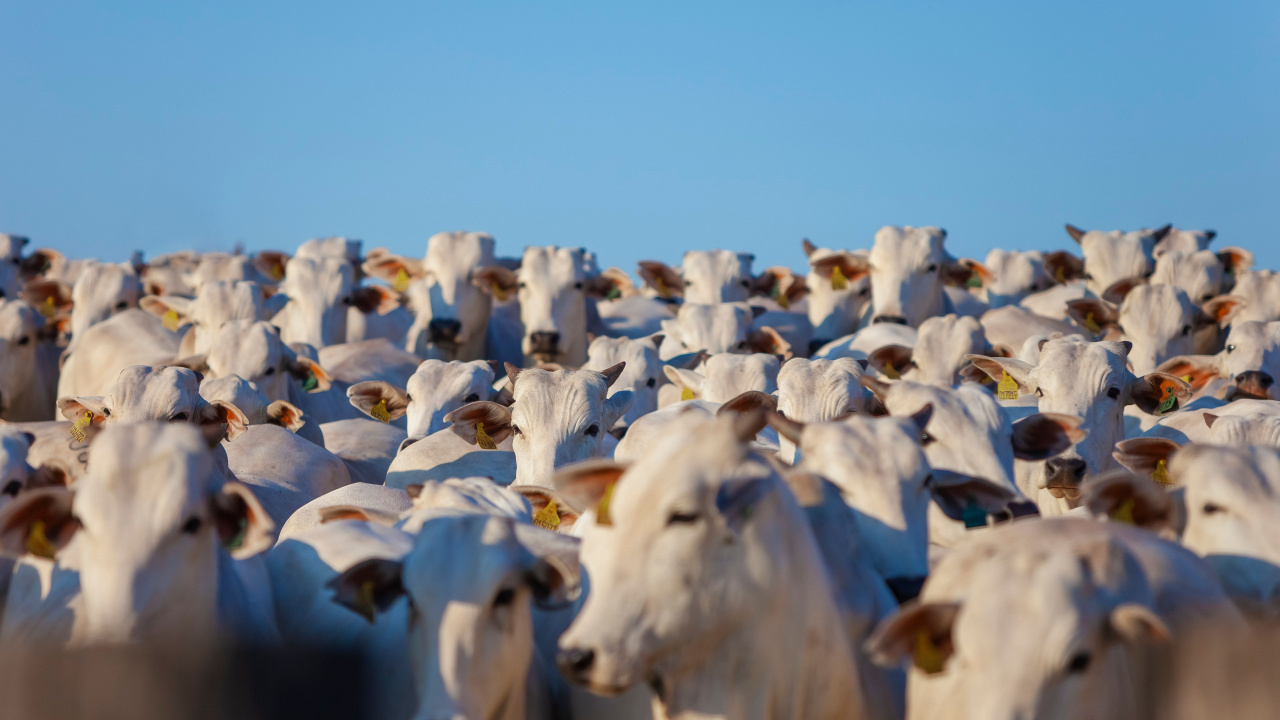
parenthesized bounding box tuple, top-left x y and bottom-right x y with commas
(286, 356, 333, 393)
(362, 253, 424, 285)
(637, 261, 683, 299)
(444, 401, 513, 446)
(473, 265, 519, 299)
(20, 279, 73, 314)
(1082, 469, 1173, 532)
(212, 481, 275, 560)
(56, 396, 110, 425)
(510, 486, 580, 532)
(171, 354, 210, 375)
(1042, 250, 1084, 284)
(265, 400, 306, 432)
(139, 295, 193, 323)
(747, 326, 792, 359)
(1011, 413, 1087, 461)
(347, 381, 409, 422)
(1113, 437, 1181, 476)
(927, 470, 1018, 521)
(1065, 298, 1119, 335)
(0, 486, 79, 559)
(253, 251, 291, 283)
(865, 600, 961, 673)
(663, 366, 705, 399)
(1128, 373, 1192, 415)
(963, 355, 1036, 396)
(1156, 355, 1220, 393)
(867, 345, 915, 379)
(326, 557, 405, 624)
(198, 400, 249, 446)
(552, 458, 628, 515)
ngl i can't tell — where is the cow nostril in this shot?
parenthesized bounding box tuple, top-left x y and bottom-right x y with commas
(872, 316, 908, 326)
(557, 648, 596, 680)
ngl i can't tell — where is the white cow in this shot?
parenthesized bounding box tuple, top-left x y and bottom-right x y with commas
(638, 249, 758, 305)
(1151, 248, 1251, 305)
(0, 422, 278, 646)
(66, 260, 144, 340)
(347, 359, 497, 445)
(773, 357, 868, 463)
(556, 412, 887, 720)
(867, 517, 1239, 720)
(140, 280, 283, 357)
(272, 256, 397, 349)
(1229, 269, 1280, 324)
(663, 352, 780, 404)
(657, 303, 787, 361)
(801, 239, 872, 353)
(365, 231, 508, 361)
(197, 375, 319, 445)
(584, 335, 663, 434)
(0, 299, 62, 422)
(864, 314, 991, 388)
(979, 249, 1054, 309)
(1159, 320, 1280, 401)
(863, 225, 975, 327)
(56, 309, 180, 401)
(1065, 223, 1167, 296)
(966, 338, 1190, 515)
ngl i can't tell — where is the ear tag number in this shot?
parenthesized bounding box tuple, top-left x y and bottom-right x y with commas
(70, 411, 92, 442)
(830, 266, 848, 291)
(997, 371, 1019, 400)
(533, 499, 561, 530)
(370, 398, 391, 423)
(26, 521, 58, 560)
(1151, 459, 1171, 487)
(475, 422, 498, 450)
(162, 309, 181, 332)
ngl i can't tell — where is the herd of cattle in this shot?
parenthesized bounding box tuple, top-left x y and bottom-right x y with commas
(0, 224, 1275, 719)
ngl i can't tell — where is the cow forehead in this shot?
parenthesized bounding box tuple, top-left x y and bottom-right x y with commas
(0, 300, 39, 338)
(283, 257, 350, 291)
(200, 376, 266, 416)
(520, 247, 585, 283)
(210, 321, 280, 371)
(1035, 339, 1129, 386)
(869, 226, 944, 267)
(76, 424, 211, 522)
(298, 236, 361, 261)
(401, 515, 527, 602)
(110, 366, 201, 409)
(682, 250, 750, 277)
(410, 361, 490, 394)
(1121, 284, 1196, 323)
(511, 369, 607, 406)
(779, 358, 861, 387)
(426, 232, 492, 273)
(1176, 446, 1280, 500)
(805, 418, 923, 475)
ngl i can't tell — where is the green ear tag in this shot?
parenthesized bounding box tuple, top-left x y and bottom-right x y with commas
(1157, 386, 1177, 414)
(302, 371, 319, 392)
(606, 285, 622, 301)
(962, 501, 987, 529)
(224, 517, 248, 552)
(966, 274, 982, 289)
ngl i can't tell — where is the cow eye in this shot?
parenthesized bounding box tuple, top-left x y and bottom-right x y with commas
(264, 367, 275, 375)
(493, 588, 516, 607)
(645, 377, 656, 388)
(920, 431, 935, 446)
(341, 296, 353, 306)
(510, 425, 522, 436)
(171, 412, 189, 422)
(684, 280, 693, 287)
(1203, 502, 1224, 515)
(736, 341, 748, 350)
(585, 424, 599, 437)
(518, 282, 527, 289)
(464, 393, 480, 402)
(926, 264, 938, 273)
(574, 282, 584, 290)
(1181, 325, 1191, 337)
(102, 407, 111, 417)
(1035, 388, 1044, 398)
(667, 511, 699, 525)
(114, 301, 127, 310)
(17, 336, 29, 345)
(1084, 273, 1094, 281)
(740, 279, 750, 288)
(1202, 293, 1214, 302)
(1066, 652, 1091, 674)
(1226, 344, 1236, 354)
(2, 480, 21, 496)
(859, 287, 870, 297)
(1107, 387, 1120, 400)
(182, 517, 202, 534)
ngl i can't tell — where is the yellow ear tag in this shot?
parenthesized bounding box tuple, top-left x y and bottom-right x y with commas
(997, 370, 1020, 400)
(392, 267, 411, 293)
(162, 309, 181, 332)
(1055, 266, 1066, 284)
(883, 361, 900, 380)
(1112, 498, 1136, 526)
(1151, 459, 1171, 487)
(655, 276, 672, 299)
(1182, 375, 1194, 384)
(475, 421, 498, 450)
(1083, 313, 1101, 334)
(830, 265, 849, 291)
(269, 264, 285, 282)
(26, 521, 58, 560)
(353, 579, 377, 622)
(912, 628, 947, 675)
(680, 387, 695, 401)
(771, 280, 790, 310)
(370, 398, 391, 423)
(40, 296, 57, 319)
(491, 281, 509, 302)
(533, 499, 561, 530)
(596, 482, 616, 526)
(70, 411, 92, 442)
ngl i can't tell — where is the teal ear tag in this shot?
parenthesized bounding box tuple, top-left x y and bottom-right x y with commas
(606, 286, 621, 300)
(224, 517, 248, 552)
(1157, 386, 1177, 414)
(966, 274, 982, 289)
(962, 501, 987, 529)
(303, 371, 319, 392)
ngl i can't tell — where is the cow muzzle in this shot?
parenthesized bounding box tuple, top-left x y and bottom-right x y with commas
(1231, 371, 1275, 401)
(426, 318, 462, 344)
(872, 315, 908, 326)
(557, 647, 596, 684)
(1042, 457, 1086, 500)
(528, 331, 560, 360)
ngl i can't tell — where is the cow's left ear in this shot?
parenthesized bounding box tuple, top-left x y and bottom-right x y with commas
(1011, 413, 1087, 461)
(553, 458, 628, 516)
(1128, 373, 1192, 415)
(927, 470, 1019, 522)
(347, 381, 409, 422)
(1216, 247, 1253, 275)
(584, 267, 634, 300)
(715, 473, 772, 534)
(1042, 250, 1084, 284)
(265, 400, 306, 432)
(637, 261, 683, 299)
(1082, 469, 1173, 532)
(326, 557, 405, 624)
(445, 401, 513, 446)
(601, 390, 634, 433)
(56, 396, 110, 425)
(1065, 298, 1119, 336)
(212, 481, 274, 559)
(514, 523, 582, 610)
(866, 601, 961, 673)
(198, 400, 249, 446)
(963, 355, 1036, 396)
(0, 486, 79, 559)
(664, 366, 705, 399)
(867, 345, 914, 379)
(1108, 604, 1171, 644)
(941, 258, 991, 289)
(1112, 437, 1181, 476)
(286, 356, 332, 393)
(1197, 295, 1245, 328)
(511, 486, 580, 532)
(747, 326, 792, 359)
(1156, 355, 1220, 392)
(352, 286, 400, 315)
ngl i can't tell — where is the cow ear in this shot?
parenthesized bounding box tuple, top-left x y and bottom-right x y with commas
(213, 481, 275, 559)
(747, 326, 792, 359)
(1128, 373, 1192, 414)
(473, 265, 519, 299)
(664, 350, 709, 372)
(1197, 295, 1244, 328)
(1042, 251, 1084, 284)
(1216, 247, 1252, 275)
(766, 410, 804, 446)
(715, 473, 772, 533)
(444, 401, 513, 446)
(28, 460, 74, 490)
(802, 238, 817, 258)
(198, 400, 249, 446)
(601, 390, 634, 434)
(326, 557, 405, 624)
(514, 523, 582, 609)
(552, 458, 628, 515)
(717, 391, 778, 418)
(139, 295, 193, 322)
(637, 261, 683, 299)
(585, 267, 634, 299)
(1155, 355, 1220, 392)
(866, 601, 961, 673)
(511, 486, 580, 531)
(963, 355, 1036, 395)
(0, 486, 79, 559)
(810, 253, 869, 285)
(20, 279, 73, 314)
(362, 253, 424, 285)
(1113, 437, 1181, 476)
(663, 366, 704, 399)
(318, 505, 400, 526)
(347, 381, 409, 421)
(20, 247, 61, 280)
(941, 259, 990, 288)
(253, 251, 291, 283)
(1011, 413, 1087, 461)
(867, 345, 914, 379)
(1065, 298, 1119, 335)
(1108, 604, 1171, 645)
(927, 470, 1018, 521)
(286, 356, 332, 393)
(1100, 277, 1146, 305)
(56, 396, 110, 425)
(1065, 224, 1088, 244)
(352, 286, 400, 315)
(1149, 224, 1173, 243)
(265, 400, 306, 432)
(1082, 469, 1173, 532)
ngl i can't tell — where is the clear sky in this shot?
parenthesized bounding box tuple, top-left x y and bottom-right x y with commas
(3, 2, 1277, 275)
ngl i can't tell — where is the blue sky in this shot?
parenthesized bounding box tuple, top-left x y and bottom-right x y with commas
(3, 2, 1277, 275)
